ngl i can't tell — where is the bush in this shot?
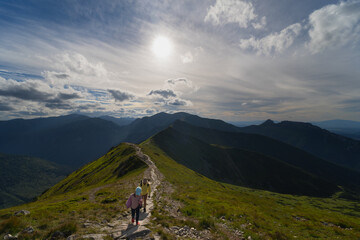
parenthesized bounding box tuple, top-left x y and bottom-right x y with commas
(198, 218, 215, 230)
(101, 198, 118, 204)
(46, 221, 77, 238)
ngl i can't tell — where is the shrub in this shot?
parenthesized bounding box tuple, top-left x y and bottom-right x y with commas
(198, 218, 215, 230)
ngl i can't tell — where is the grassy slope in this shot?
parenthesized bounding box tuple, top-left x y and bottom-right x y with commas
(0, 154, 69, 209)
(141, 140, 360, 240)
(0, 143, 147, 239)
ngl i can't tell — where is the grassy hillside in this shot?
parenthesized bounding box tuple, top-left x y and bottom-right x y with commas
(0, 154, 69, 209)
(152, 126, 339, 197)
(0, 143, 147, 239)
(141, 140, 360, 240)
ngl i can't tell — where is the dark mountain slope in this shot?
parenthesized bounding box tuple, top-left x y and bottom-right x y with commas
(0, 117, 126, 168)
(0, 114, 89, 136)
(0, 153, 68, 209)
(238, 120, 360, 171)
(171, 120, 360, 193)
(123, 112, 239, 143)
(99, 116, 135, 126)
(151, 126, 339, 197)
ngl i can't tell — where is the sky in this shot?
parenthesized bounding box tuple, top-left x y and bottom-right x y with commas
(0, 0, 359, 121)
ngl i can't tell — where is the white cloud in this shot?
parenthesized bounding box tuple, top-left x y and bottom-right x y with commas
(239, 23, 302, 55)
(180, 51, 194, 63)
(252, 16, 266, 30)
(42, 52, 110, 87)
(204, 0, 265, 29)
(307, 1, 360, 53)
(180, 47, 204, 64)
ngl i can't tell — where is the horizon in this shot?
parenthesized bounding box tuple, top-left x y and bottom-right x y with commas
(1, 0, 360, 122)
(2, 111, 360, 125)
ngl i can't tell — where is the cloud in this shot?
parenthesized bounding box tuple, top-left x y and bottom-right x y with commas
(0, 82, 52, 101)
(204, 0, 265, 29)
(166, 78, 188, 86)
(180, 47, 203, 64)
(252, 16, 266, 30)
(239, 23, 302, 55)
(168, 98, 192, 106)
(148, 89, 177, 99)
(0, 102, 14, 111)
(58, 92, 81, 100)
(108, 89, 135, 102)
(42, 52, 109, 87)
(307, 1, 360, 53)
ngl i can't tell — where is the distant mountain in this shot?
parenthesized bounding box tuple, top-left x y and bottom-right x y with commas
(0, 112, 239, 168)
(228, 120, 264, 127)
(151, 124, 340, 197)
(0, 116, 126, 168)
(0, 153, 69, 209)
(312, 120, 360, 140)
(170, 120, 360, 194)
(122, 112, 239, 143)
(312, 119, 360, 129)
(238, 120, 360, 171)
(0, 114, 89, 136)
(99, 115, 136, 126)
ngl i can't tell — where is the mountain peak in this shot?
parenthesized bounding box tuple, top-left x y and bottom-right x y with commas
(261, 119, 275, 126)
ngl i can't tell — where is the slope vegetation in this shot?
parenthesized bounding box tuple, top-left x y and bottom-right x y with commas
(0, 143, 148, 239)
(141, 140, 360, 239)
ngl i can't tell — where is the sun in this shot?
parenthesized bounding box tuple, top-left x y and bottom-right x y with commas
(152, 36, 172, 58)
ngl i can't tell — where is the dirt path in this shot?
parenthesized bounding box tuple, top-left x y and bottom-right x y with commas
(93, 143, 163, 240)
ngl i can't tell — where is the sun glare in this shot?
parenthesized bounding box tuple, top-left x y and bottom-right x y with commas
(152, 36, 172, 58)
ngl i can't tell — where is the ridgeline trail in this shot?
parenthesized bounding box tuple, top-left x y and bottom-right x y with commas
(73, 143, 163, 240)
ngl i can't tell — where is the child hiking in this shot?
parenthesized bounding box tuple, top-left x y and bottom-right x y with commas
(126, 186, 142, 225)
(140, 179, 151, 213)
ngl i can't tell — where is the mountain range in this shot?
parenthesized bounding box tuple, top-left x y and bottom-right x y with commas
(1, 112, 360, 208)
(1, 113, 360, 239)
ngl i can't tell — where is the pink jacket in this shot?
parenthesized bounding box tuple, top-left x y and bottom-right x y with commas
(126, 193, 142, 209)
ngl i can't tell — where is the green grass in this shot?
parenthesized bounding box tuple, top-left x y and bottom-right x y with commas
(141, 139, 360, 240)
(0, 143, 147, 239)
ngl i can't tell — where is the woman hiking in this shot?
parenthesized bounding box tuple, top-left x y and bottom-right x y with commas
(140, 179, 151, 213)
(126, 186, 142, 225)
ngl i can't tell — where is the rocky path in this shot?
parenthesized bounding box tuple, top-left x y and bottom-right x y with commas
(105, 143, 163, 239)
(77, 143, 163, 240)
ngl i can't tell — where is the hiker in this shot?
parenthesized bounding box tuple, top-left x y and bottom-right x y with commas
(140, 178, 151, 212)
(126, 186, 142, 225)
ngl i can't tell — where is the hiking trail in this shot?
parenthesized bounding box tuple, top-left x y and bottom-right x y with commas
(72, 143, 163, 240)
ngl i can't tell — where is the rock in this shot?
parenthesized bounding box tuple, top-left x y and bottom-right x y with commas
(50, 231, 65, 239)
(14, 210, 30, 216)
(22, 226, 34, 234)
(66, 235, 77, 240)
(3, 234, 17, 240)
(81, 234, 106, 240)
(101, 219, 108, 224)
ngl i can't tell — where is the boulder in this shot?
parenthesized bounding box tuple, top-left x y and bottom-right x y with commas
(22, 226, 34, 234)
(14, 210, 30, 216)
(3, 234, 17, 240)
